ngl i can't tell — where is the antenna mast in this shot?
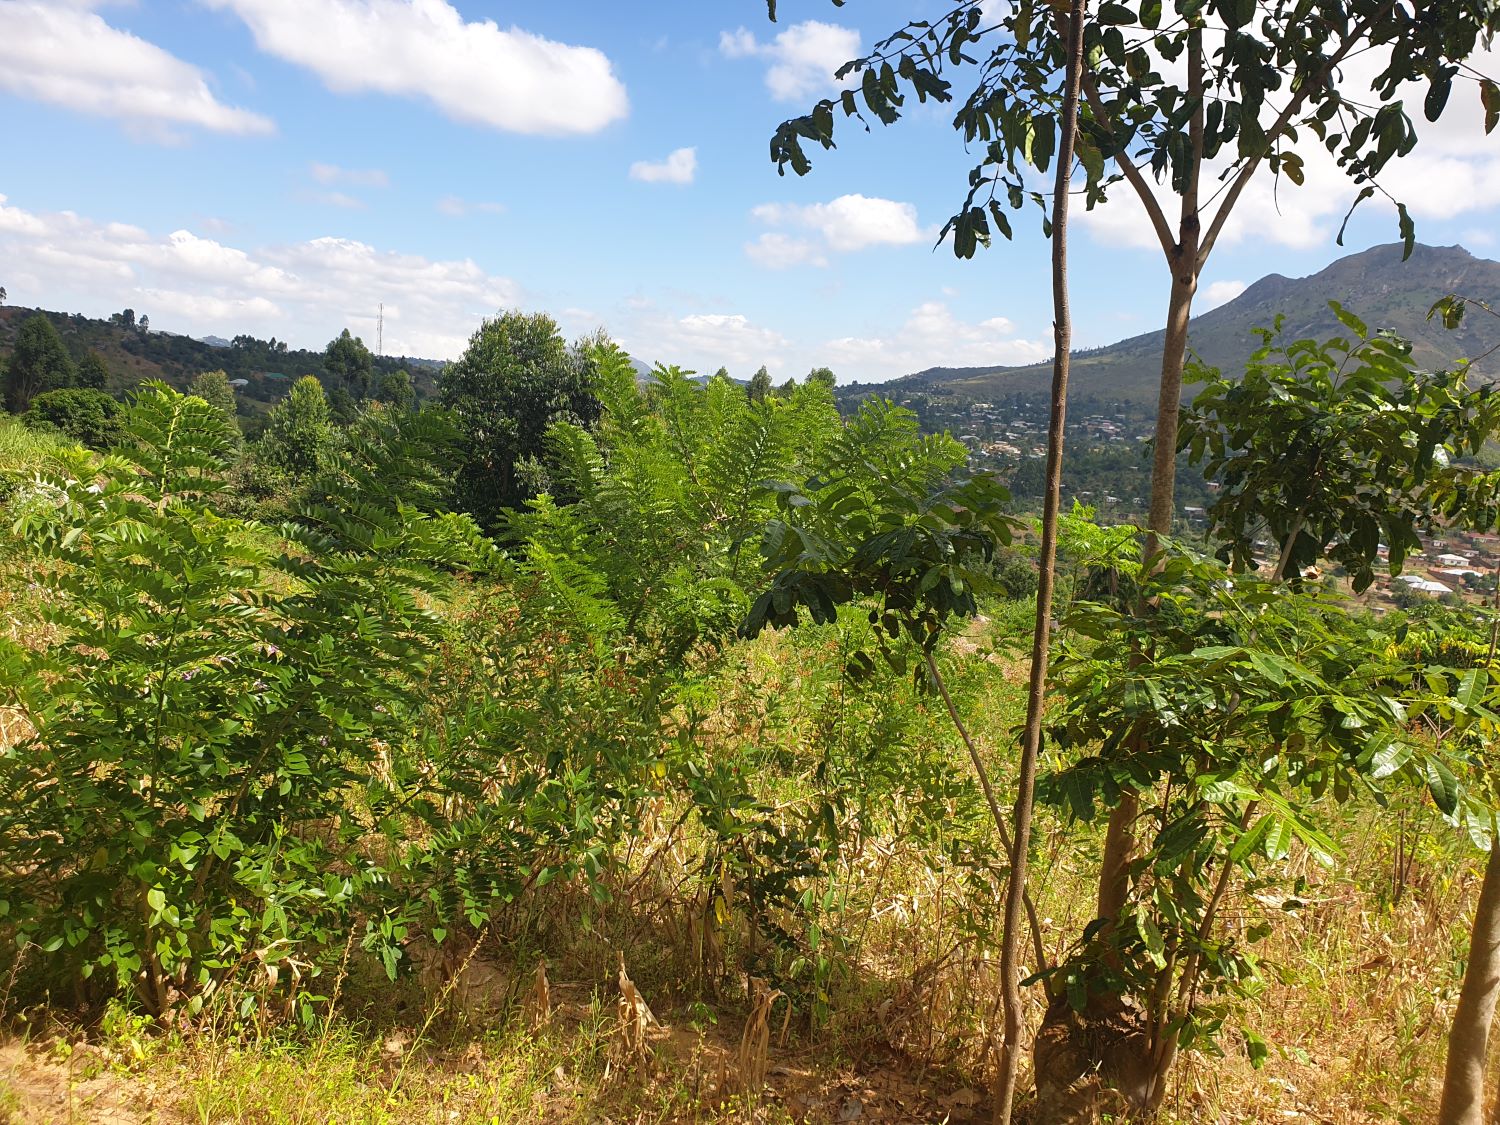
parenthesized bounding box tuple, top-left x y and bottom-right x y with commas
(377, 302, 384, 357)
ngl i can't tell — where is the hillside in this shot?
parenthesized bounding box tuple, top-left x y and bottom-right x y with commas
(0, 305, 442, 407)
(866, 243, 1500, 404)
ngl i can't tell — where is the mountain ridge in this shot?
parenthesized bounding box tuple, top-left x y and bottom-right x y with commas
(855, 242, 1500, 404)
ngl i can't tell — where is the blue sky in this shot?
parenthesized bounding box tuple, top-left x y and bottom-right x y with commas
(1, 1, 1498, 381)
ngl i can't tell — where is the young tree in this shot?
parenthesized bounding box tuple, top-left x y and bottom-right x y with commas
(748, 365, 773, 403)
(189, 370, 238, 421)
(438, 310, 600, 528)
(76, 351, 109, 391)
(375, 368, 416, 412)
(4, 314, 76, 413)
(323, 328, 375, 400)
(257, 375, 335, 479)
(996, 3, 1085, 1118)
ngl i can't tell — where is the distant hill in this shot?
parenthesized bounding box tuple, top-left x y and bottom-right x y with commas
(0, 306, 444, 408)
(866, 243, 1500, 404)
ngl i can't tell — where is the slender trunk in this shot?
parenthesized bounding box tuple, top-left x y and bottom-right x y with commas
(1439, 828, 1500, 1125)
(1086, 35, 1204, 1116)
(1142, 261, 1199, 558)
(993, 4, 1086, 1121)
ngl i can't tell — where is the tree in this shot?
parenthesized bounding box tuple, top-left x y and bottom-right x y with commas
(437, 310, 600, 528)
(188, 371, 241, 451)
(138, 314, 149, 335)
(257, 375, 335, 480)
(76, 352, 109, 391)
(996, 4, 1084, 1118)
(323, 328, 374, 400)
(763, 0, 1500, 1096)
(1180, 308, 1500, 586)
(4, 314, 75, 413)
(748, 365, 772, 403)
(806, 366, 836, 390)
(23, 388, 121, 450)
(0, 285, 7, 305)
(375, 369, 416, 412)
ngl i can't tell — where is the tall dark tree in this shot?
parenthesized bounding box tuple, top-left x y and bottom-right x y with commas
(323, 328, 375, 400)
(437, 310, 601, 528)
(5, 314, 76, 413)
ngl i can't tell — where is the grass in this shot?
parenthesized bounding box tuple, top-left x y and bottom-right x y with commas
(0, 526, 1492, 1122)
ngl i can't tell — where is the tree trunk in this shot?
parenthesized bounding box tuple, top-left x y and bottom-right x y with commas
(993, 2, 1086, 1121)
(1439, 825, 1500, 1123)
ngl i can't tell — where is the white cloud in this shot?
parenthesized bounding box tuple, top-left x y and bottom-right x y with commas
(748, 194, 931, 267)
(629, 146, 697, 185)
(203, 0, 628, 135)
(435, 195, 506, 218)
(1078, 45, 1500, 257)
(0, 193, 520, 359)
(820, 301, 1049, 381)
(744, 233, 829, 269)
(1201, 279, 1247, 309)
(0, 1, 273, 140)
(719, 20, 859, 102)
(618, 303, 789, 373)
(310, 162, 389, 188)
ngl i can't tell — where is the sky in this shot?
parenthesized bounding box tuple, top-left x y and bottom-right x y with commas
(1, 1, 1498, 382)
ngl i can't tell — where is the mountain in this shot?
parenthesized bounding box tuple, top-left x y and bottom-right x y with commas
(868, 243, 1500, 405)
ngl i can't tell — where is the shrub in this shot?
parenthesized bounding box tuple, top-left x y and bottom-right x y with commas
(0, 384, 480, 1016)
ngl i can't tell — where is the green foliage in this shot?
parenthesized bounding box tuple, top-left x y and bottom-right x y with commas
(256, 375, 336, 481)
(189, 370, 238, 423)
(5, 314, 76, 413)
(748, 366, 772, 403)
(323, 329, 374, 400)
(1180, 311, 1500, 590)
(1038, 546, 1455, 1053)
(22, 387, 122, 450)
(743, 398, 1015, 673)
(767, 1, 1498, 257)
(0, 383, 480, 1015)
(77, 351, 110, 391)
(439, 310, 601, 527)
(514, 346, 842, 660)
(375, 369, 416, 412)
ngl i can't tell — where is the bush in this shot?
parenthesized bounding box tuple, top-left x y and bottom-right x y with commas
(0, 384, 482, 1017)
(23, 387, 122, 449)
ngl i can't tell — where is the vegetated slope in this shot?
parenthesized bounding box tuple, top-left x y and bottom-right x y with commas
(872, 243, 1500, 404)
(0, 305, 443, 399)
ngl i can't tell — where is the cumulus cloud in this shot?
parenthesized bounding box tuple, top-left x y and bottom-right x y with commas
(748, 194, 931, 267)
(617, 302, 789, 373)
(0, 0, 273, 140)
(719, 20, 859, 102)
(820, 301, 1049, 381)
(0, 193, 519, 359)
(629, 147, 697, 185)
(202, 0, 628, 135)
(310, 162, 389, 188)
(1078, 45, 1500, 256)
(435, 195, 506, 218)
